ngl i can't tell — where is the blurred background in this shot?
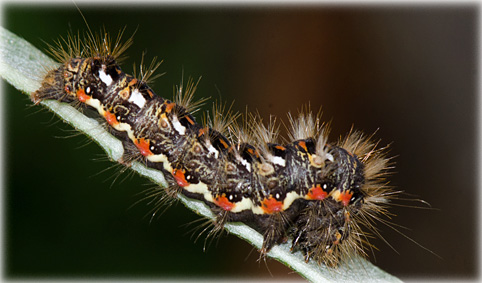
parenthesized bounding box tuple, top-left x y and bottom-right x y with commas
(3, 2, 478, 281)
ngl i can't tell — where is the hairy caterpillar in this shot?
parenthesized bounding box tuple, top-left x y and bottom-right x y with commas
(7, 4, 464, 281)
(26, 11, 402, 273)
(9, 15, 391, 281)
(30, 23, 394, 266)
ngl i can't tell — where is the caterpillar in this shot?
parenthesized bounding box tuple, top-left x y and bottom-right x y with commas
(24, 19, 396, 274)
(11, 4, 477, 280)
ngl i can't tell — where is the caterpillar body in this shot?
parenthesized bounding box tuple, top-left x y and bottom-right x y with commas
(29, 29, 393, 270)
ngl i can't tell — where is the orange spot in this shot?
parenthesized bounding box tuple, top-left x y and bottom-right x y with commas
(297, 141, 308, 151)
(128, 78, 138, 86)
(172, 169, 189, 187)
(76, 89, 91, 102)
(261, 197, 283, 214)
(247, 148, 259, 158)
(214, 194, 235, 211)
(198, 128, 207, 137)
(134, 138, 153, 157)
(274, 145, 286, 151)
(219, 139, 229, 149)
(306, 185, 328, 200)
(338, 191, 353, 206)
(104, 111, 119, 126)
(164, 102, 176, 113)
(185, 116, 195, 126)
(146, 89, 154, 98)
(333, 232, 342, 245)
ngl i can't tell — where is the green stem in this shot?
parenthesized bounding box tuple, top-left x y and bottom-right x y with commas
(0, 26, 401, 283)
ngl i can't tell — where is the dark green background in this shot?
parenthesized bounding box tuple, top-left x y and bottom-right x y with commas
(4, 2, 478, 280)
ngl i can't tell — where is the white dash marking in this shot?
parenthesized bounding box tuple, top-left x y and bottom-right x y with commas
(99, 69, 113, 86)
(326, 153, 334, 162)
(271, 156, 286, 167)
(128, 89, 146, 108)
(171, 116, 186, 135)
(238, 157, 251, 172)
(207, 144, 219, 159)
